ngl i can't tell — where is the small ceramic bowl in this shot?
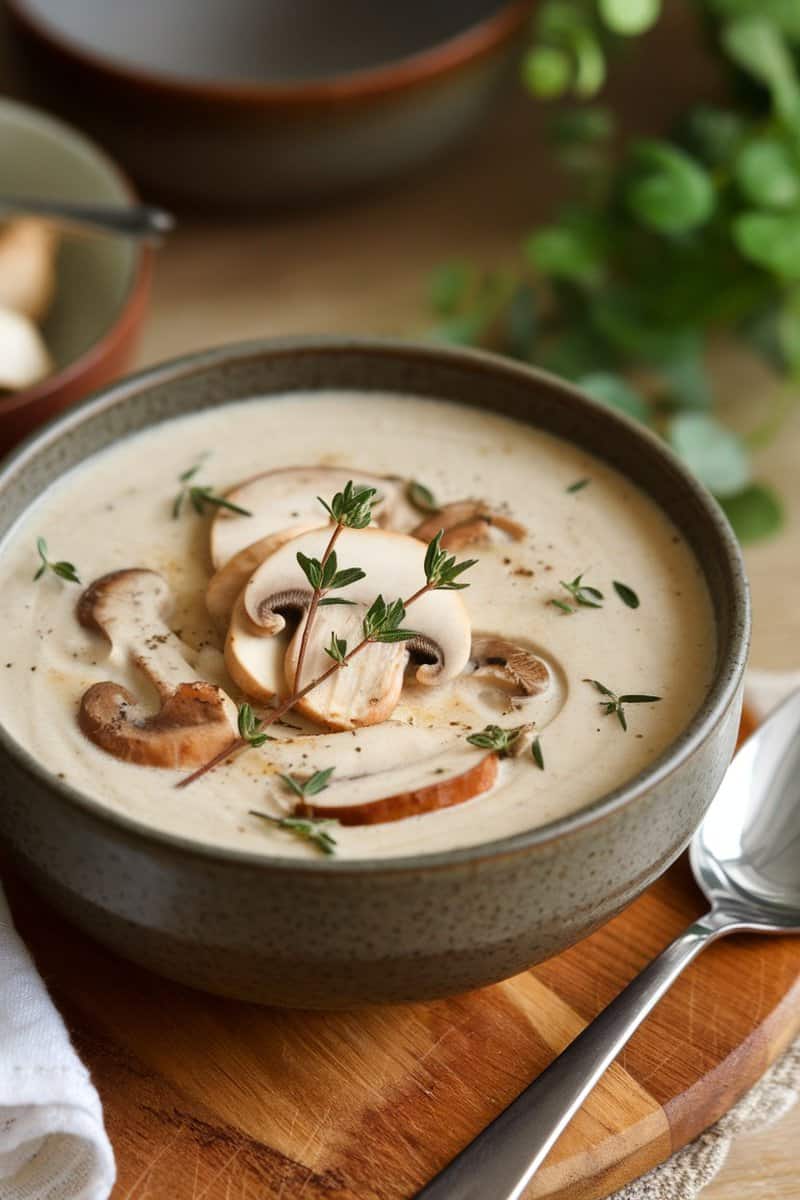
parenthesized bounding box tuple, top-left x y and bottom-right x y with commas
(8, 0, 533, 204)
(0, 97, 151, 453)
(0, 339, 750, 1008)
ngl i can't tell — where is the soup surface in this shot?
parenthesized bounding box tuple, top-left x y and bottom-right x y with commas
(0, 392, 716, 859)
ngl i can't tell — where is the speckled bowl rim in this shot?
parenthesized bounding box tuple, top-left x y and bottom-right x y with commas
(0, 337, 750, 876)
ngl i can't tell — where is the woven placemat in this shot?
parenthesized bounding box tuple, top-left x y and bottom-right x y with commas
(613, 1038, 799, 1198)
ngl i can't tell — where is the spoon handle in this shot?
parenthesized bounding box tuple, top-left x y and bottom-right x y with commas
(0, 197, 174, 242)
(415, 912, 728, 1200)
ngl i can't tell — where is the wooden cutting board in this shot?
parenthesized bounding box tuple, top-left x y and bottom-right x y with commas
(6, 836, 799, 1200)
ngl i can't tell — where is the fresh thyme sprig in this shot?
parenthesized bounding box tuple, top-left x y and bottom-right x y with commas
(176, 528, 478, 790)
(361, 595, 419, 643)
(325, 632, 348, 665)
(318, 480, 377, 529)
(279, 767, 335, 798)
(584, 678, 661, 732)
(237, 702, 273, 749)
(467, 724, 525, 757)
(33, 537, 80, 584)
(559, 572, 604, 609)
(407, 480, 439, 513)
(249, 810, 338, 856)
(424, 530, 478, 590)
(173, 461, 252, 519)
(566, 478, 590, 494)
(297, 550, 365, 607)
(292, 481, 377, 690)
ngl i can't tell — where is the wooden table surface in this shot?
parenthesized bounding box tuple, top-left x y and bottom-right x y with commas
(4, 4, 800, 1194)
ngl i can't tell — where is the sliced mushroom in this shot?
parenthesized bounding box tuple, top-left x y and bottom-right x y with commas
(210, 467, 411, 568)
(206, 526, 320, 622)
(285, 602, 409, 730)
(225, 594, 287, 703)
(468, 635, 551, 697)
(0, 305, 52, 392)
(0, 219, 58, 323)
(413, 500, 526, 550)
(77, 569, 236, 767)
(294, 746, 499, 826)
(233, 526, 472, 729)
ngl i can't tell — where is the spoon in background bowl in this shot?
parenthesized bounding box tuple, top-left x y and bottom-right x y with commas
(416, 690, 800, 1200)
(0, 196, 174, 242)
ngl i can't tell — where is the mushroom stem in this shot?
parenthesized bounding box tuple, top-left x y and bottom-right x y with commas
(291, 520, 343, 690)
(176, 581, 436, 789)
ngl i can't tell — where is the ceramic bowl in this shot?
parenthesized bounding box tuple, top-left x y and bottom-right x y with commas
(7, 0, 533, 204)
(0, 97, 152, 454)
(0, 339, 749, 1008)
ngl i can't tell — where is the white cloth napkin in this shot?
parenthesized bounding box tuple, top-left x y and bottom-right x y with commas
(0, 889, 115, 1200)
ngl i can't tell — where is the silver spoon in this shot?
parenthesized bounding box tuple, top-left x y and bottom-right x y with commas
(0, 196, 174, 242)
(416, 690, 800, 1200)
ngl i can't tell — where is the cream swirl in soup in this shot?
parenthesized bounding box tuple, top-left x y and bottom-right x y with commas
(0, 393, 716, 859)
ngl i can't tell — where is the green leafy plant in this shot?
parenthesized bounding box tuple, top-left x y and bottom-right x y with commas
(426, 0, 800, 541)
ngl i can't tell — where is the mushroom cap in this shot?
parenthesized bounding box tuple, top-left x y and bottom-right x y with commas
(285, 602, 409, 730)
(206, 526, 321, 622)
(209, 467, 408, 569)
(79, 679, 234, 768)
(469, 635, 551, 697)
(225, 595, 288, 703)
(412, 500, 526, 550)
(243, 526, 472, 686)
(0, 305, 52, 392)
(77, 567, 237, 767)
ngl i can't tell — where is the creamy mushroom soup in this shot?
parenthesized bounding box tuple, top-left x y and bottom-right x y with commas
(0, 392, 716, 859)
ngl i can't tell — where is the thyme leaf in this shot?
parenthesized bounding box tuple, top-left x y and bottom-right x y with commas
(317, 480, 377, 529)
(33, 537, 80, 584)
(583, 678, 661, 731)
(362, 595, 419, 643)
(237, 702, 273, 748)
(408, 480, 440, 513)
(613, 580, 640, 609)
(560, 572, 604, 608)
(279, 767, 335, 798)
(173, 462, 252, 519)
(249, 810, 338, 856)
(466, 724, 524, 757)
(423, 530, 478, 590)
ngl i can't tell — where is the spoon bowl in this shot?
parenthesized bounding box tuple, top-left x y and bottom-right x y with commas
(691, 689, 800, 929)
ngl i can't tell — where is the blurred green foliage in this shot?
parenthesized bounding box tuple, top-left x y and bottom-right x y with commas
(426, 0, 800, 542)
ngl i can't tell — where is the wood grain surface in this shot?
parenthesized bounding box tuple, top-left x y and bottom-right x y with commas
(1, 2, 799, 1195)
(5, 849, 798, 1200)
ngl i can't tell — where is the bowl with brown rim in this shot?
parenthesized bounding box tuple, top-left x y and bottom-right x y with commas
(0, 337, 749, 1007)
(0, 97, 152, 454)
(7, 0, 534, 205)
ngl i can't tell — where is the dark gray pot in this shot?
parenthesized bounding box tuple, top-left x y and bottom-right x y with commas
(0, 339, 750, 1007)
